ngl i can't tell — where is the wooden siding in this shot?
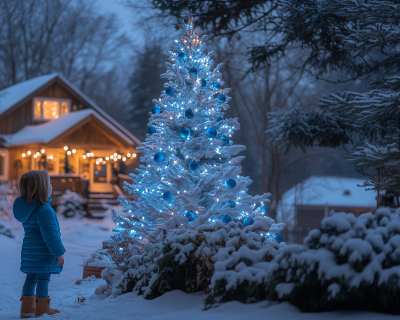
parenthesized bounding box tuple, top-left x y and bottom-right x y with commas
(48, 118, 132, 149)
(0, 81, 83, 134)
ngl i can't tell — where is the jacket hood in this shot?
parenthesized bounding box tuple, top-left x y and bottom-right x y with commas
(13, 197, 52, 223)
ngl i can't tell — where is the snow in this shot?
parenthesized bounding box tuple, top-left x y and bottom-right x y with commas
(276, 176, 377, 227)
(0, 74, 58, 116)
(4, 109, 134, 147)
(0, 208, 397, 319)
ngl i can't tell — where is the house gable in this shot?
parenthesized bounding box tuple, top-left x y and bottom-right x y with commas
(0, 74, 140, 147)
(48, 116, 132, 149)
(0, 78, 88, 134)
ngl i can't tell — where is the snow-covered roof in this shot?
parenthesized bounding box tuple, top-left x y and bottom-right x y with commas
(4, 109, 134, 147)
(276, 176, 376, 225)
(0, 74, 58, 116)
(0, 73, 141, 146)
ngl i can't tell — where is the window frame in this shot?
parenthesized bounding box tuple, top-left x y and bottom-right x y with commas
(0, 149, 9, 180)
(32, 97, 71, 120)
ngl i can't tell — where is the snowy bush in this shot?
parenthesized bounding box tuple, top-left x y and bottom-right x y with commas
(84, 249, 113, 268)
(56, 190, 87, 218)
(0, 180, 17, 219)
(263, 209, 400, 314)
(114, 218, 284, 300)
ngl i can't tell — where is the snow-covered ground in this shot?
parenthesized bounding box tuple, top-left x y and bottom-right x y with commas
(0, 210, 397, 319)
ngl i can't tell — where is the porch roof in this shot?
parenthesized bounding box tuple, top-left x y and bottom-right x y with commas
(4, 109, 134, 147)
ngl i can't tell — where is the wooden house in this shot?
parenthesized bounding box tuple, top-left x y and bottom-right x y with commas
(0, 74, 140, 213)
(276, 176, 377, 244)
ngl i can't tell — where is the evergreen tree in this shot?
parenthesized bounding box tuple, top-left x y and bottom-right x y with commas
(128, 40, 166, 140)
(108, 15, 284, 268)
(267, 0, 400, 192)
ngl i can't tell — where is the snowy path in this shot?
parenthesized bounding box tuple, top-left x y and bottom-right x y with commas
(0, 213, 398, 320)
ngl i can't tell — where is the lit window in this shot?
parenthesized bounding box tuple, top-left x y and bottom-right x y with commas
(33, 97, 70, 120)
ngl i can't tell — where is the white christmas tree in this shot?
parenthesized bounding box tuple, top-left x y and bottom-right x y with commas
(108, 15, 284, 268)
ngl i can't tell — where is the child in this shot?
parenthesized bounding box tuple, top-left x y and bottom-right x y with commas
(13, 170, 66, 318)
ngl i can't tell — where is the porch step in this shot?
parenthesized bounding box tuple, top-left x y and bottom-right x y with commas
(86, 192, 118, 219)
(88, 193, 115, 199)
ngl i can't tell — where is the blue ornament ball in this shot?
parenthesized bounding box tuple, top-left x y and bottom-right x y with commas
(178, 52, 187, 59)
(180, 127, 191, 139)
(189, 161, 200, 172)
(189, 67, 198, 76)
(225, 200, 236, 208)
(147, 126, 156, 135)
(221, 215, 231, 225)
(216, 117, 223, 122)
(163, 191, 173, 201)
(185, 108, 194, 119)
(220, 136, 229, 144)
(243, 217, 255, 227)
(151, 106, 160, 114)
(213, 82, 221, 90)
(154, 153, 164, 163)
(185, 211, 195, 222)
(225, 178, 236, 189)
(260, 205, 269, 215)
(200, 79, 207, 88)
(217, 94, 226, 103)
(165, 86, 175, 96)
(206, 128, 217, 138)
(273, 233, 283, 243)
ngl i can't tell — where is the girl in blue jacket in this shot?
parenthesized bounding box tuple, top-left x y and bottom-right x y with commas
(13, 170, 66, 318)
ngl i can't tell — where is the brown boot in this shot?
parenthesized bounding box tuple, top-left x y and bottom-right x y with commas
(20, 295, 36, 319)
(35, 296, 60, 317)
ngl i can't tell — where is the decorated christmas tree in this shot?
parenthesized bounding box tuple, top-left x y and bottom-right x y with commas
(108, 14, 284, 268)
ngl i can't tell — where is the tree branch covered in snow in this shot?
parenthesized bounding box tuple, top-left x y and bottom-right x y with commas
(267, 107, 356, 151)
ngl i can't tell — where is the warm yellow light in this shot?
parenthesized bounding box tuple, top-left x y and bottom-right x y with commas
(110, 155, 114, 159)
(22, 153, 26, 158)
(99, 158, 103, 162)
(41, 149, 45, 153)
(117, 155, 121, 159)
(102, 161, 106, 164)
(96, 161, 99, 165)
(27, 151, 31, 155)
(86, 153, 90, 157)
(114, 158, 117, 161)
(127, 153, 131, 157)
(48, 155, 53, 160)
(133, 154, 137, 158)
(122, 157, 126, 161)
(36, 152, 40, 156)
(90, 153, 94, 157)
(106, 157, 109, 160)
(64, 146, 68, 151)
(72, 149, 76, 153)
(82, 155, 86, 159)
(114, 153, 117, 156)
(34, 154, 37, 158)
(67, 151, 71, 155)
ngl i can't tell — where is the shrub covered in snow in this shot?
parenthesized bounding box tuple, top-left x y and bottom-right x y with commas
(0, 180, 17, 219)
(264, 209, 400, 314)
(114, 218, 284, 300)
(56, 190, 87, 218)
(84, 249, 113, 268)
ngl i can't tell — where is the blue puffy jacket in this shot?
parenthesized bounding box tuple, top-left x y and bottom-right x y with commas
(13, 197, 66, 274)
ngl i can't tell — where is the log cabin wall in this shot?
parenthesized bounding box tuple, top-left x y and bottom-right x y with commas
(0, 81, 84, 134)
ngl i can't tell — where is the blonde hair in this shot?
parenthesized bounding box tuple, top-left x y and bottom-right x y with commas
(18, 170, 50, 205)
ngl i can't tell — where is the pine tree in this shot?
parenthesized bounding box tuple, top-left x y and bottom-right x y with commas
(267, 0, 400, 192)
(108, 15, 284, 268)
